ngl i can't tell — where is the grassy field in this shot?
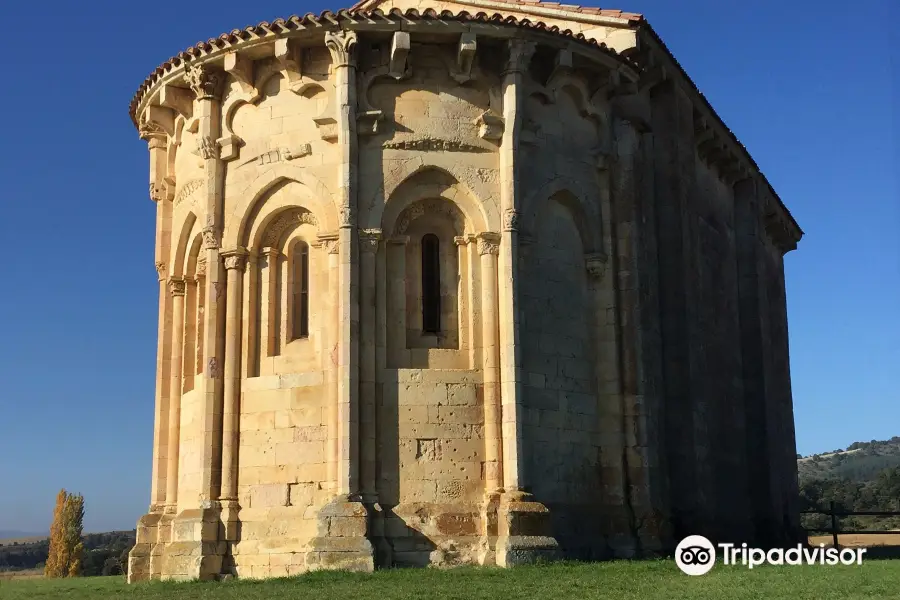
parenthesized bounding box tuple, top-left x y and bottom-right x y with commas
(1, 560, 900, 600)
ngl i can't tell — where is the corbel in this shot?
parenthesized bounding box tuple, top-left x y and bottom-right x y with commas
(224, 51, 259, 99)
(389, 31, 410, 79)
(453, 33, 477, 83)
(217, 135, 243, 162)
(275, 38, 304, 91)
(474, 110, 504, 141)
(548, 48, 574, 84)
(160, 84, 194, 121)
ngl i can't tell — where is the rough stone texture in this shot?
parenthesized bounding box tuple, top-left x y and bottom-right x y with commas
(128, 0, 803, 582)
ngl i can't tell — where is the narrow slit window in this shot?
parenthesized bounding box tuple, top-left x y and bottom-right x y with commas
(422, 234, 441, 334)
(291, 243, 310, 339)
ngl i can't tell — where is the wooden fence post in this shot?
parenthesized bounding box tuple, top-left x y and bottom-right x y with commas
(830, 501, 839, 549)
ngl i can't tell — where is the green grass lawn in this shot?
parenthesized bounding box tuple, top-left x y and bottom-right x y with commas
(2, 560, 899, 600)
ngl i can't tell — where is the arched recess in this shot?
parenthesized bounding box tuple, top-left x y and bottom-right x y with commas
(378, 166, 489, 237)
(171, 212, 198, 277)
(519, 178, 603, 255)
(243, 181, 323, 251)
(223, 165, 336, 250)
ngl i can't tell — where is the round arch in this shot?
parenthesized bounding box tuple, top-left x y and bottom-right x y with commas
(171, 211, 198, 277)
(223, 164, 336, 250)
(519, 177, 602, 254)
(376, 164, 490, 236)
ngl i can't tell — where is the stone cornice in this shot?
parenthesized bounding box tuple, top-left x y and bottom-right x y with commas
(128, 8, 639, 128)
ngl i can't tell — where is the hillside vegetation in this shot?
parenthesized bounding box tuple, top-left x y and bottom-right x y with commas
(0, 531, 134, 576)
(798, 437, 900, 483)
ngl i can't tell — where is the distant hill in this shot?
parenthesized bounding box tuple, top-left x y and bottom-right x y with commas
(0, 531, 45, 541)
(797, 437, 900, 483)
(0, 530, 135, 575)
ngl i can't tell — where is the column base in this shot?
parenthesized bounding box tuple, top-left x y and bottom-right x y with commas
(127, 509, 166, 582)
(159, 507, 226, 581)
(494, 491, 560, 567)
(305, 495, 375, 572)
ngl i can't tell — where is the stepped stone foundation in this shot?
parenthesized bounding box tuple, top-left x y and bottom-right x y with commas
(127, 0, 803, 582)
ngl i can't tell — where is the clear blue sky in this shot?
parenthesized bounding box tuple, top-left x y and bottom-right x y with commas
(0, 0, 895, 534)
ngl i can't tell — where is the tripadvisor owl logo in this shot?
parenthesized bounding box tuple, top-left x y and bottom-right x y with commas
(675, 535, 716, 576)
(675, 534, 868, 575)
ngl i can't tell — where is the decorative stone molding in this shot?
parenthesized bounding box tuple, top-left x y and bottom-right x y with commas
(477, 232, 501, 256)
(502, 209, 520, 232)
(395, 199, 465, 236)
(222, 248, 248, 271)
(584, 253, 608, 280)
(324, 31, 358, 68)
(202, 225, 220, 250)
(155, 261, 167, 281)
(503, 39, 536, 76)
(382, 138, 490, 153)
(261, 208, 318, 248)
(474, 111, 504, 141)
(174, 179, 203, 207)
(389, 32, 410, 79)
(184, 64, 225, 100)
(359, 228, 382, 253)
(168, 277, 186, 297)
(241, 142, 312, 167)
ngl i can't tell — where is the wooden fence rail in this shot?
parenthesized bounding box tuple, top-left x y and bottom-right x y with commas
(801, 501, 900, 549)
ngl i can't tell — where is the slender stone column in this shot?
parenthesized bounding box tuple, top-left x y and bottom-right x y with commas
(185, 63, 227, 505)
(220, 249, 247, 504)
(497, 40, 534, 493)
(319, 235, 341, 490)
(477, 233, 502, 492)
(166, 277, 186, 511)
(260, 247, 281, 360)
(359, 229, 381, 501)
(325, 30, 360, 497)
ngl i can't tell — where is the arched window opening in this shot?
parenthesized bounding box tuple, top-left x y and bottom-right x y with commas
(291, 242, 310, 340)
(422, 234, 441, 334)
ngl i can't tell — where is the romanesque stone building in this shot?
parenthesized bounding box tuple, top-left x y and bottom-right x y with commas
(127, 0, 803, 582)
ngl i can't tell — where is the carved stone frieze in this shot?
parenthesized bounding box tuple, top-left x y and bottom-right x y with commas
(261, 209, 319, 248)
(174, 179, 203, 207)
(383, 138, 490, 153)
(396, 199, 465, 236)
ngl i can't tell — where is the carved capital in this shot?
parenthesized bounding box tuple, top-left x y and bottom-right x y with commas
(325, 31, 359, 68)
(454, 235, 469, 246)
(502, 209, 520, 232)
(202, 225, 220, 250)
(155, 261, 167, 281)
(139, 121, 167, 143)
(504, 40, 536, 76)
(338, 205, 353, 228)
(196, 136, 219, 160)
(222, 248, 248, 271)
(318, 234, 340, 255)
(195, 256, 208, 278)
(184, 64, 225, 100)
(477, 232, 501, 256)
(168, 277, 186, 297)
(585, 253, 608, 280)
(359, 228, 382, 253)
